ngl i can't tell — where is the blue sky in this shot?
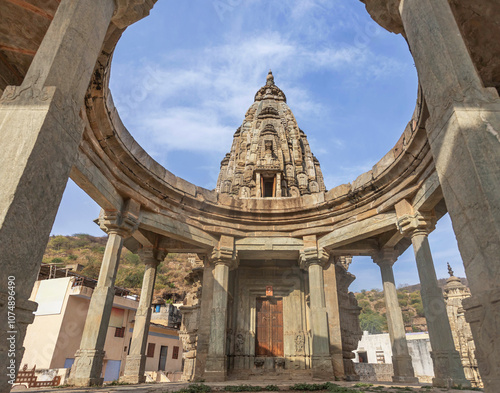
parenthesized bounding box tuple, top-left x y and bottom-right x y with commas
(51, 0, 466, 291)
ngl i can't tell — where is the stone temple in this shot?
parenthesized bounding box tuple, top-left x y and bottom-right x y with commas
(0, 1, 499, 392)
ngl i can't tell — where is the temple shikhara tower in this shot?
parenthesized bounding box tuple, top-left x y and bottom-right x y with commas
(217, 71, 326, 198)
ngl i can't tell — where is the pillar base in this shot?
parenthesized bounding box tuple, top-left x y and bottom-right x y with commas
(204, 356, 227, 382)
(331, 353, 345, 379)
(121, 354, 146, 384)
(431, 350, 470, 388)
(463, 289, 500, 393)
(392, 355, 418, 383)
(311, 355, 334, 379)
(68, 349, 105, 387)
(119, 375, 146, 384)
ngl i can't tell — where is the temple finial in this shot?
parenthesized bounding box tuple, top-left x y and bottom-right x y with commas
(447, 262, 454, 277)
(266, 69, 274, 86)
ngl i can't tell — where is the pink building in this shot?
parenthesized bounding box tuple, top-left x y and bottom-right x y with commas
(21, 273, 183, 383)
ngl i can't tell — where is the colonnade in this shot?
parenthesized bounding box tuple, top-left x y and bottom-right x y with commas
(0, 0, 498, 391)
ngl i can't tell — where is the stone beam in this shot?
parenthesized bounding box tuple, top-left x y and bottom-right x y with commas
(140, 211, 217, 250)
(318, 212, 397, 250)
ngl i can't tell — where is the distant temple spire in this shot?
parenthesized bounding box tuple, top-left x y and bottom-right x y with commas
(447, 262, 454, 277)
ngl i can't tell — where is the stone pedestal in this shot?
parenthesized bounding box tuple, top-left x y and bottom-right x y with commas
(398, 211, 469, 388)
(372, 250, 418, 384)
(69, 211, 138, 387)
(397, 1, 500, 391)
(121, 248, 164, 384)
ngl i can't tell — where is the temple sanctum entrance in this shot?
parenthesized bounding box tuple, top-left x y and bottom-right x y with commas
(255, 297, 284, 357)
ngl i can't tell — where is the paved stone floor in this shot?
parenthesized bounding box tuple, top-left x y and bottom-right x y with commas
(10, 380, 483, 393)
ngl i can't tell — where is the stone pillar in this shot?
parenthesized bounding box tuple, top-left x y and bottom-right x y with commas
(372, 249, 418, 384)
(121, 248, 165, 384)
(396, 1, 500, 391)
(300, 237, 333, 379)
(0, 1, 156, 391)
(68, 210, 138, 387)
(323, 261, 345, 379)
(204, 236, 238, 381)
(398, 210, 469, 388)
(276, 173, 282, 197)
(256, 173, 262, 198)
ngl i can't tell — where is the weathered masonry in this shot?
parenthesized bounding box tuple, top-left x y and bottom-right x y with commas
(0, 1, 499, 392)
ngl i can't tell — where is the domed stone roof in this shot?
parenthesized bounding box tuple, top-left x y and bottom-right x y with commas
(216, 71, 326, 198)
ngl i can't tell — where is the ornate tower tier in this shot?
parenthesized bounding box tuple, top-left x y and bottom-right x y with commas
(216, 71, 326, 198)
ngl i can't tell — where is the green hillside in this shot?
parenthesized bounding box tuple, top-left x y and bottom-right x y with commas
(43, 234, 194, 300)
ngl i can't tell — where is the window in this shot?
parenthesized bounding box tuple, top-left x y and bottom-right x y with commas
(154, 305, 161, 313)
(147, 343, 156, 357)
(358, 351, 368, 363)
(262, 176, 276, 198)
(114, 327, 125, 338)
(376, 350, 386, 364)
(172, 346, 179, 359)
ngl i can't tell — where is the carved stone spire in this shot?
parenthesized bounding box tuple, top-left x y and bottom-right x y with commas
(217, 71, 326, 198)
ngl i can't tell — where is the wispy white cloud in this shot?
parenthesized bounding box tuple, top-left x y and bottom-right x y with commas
(111, 30, 408, 158)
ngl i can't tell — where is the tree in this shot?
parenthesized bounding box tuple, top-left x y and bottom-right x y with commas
(359, 312, 387, 334)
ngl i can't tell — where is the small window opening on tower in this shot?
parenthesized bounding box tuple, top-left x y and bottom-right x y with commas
(262, 176, 276, 197)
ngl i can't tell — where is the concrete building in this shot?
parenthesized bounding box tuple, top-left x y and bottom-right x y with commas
(353, 331, 433, 383)
(0, 1, 499, 392)
(20, 273, 183, 384)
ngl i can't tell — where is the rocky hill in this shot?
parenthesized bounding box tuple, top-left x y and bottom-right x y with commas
(43, 234, 196, 301)
(353, 276, 467, 335)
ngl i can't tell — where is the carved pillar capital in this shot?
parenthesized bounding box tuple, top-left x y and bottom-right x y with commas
(333, 255, 353, 271)
(98, 210, 139, 237)
(209, 247, 239, 270)
(112, 0, 157, 29)
(397, 211, 436, 239)
(209, 235, 239, 270)
(371, 248, 399, 267)
(299, 247, 330, 270)
(137, 247, 166, 267)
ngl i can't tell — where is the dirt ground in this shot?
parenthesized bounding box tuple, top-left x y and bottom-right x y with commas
(10, 380, 483, 393)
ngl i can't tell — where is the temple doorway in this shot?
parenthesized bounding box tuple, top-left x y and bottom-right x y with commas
(255, 297, 284, 357)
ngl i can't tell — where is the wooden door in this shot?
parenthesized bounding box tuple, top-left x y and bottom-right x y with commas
(256, 297, 284, 356)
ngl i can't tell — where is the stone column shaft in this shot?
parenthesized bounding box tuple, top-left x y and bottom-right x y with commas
(300, 240, 334, 379)
(374, 252, 417, 383)
(399, 2, 500, 390)
(0, 2, 116, 390)
(69, 231, 124, 386)
(205, 262, 230, 381)
(323, 264, 345, 378)
(308, 263, 329, 355)
(410, 232, 469, 388)
(121, 250, 163, 384)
